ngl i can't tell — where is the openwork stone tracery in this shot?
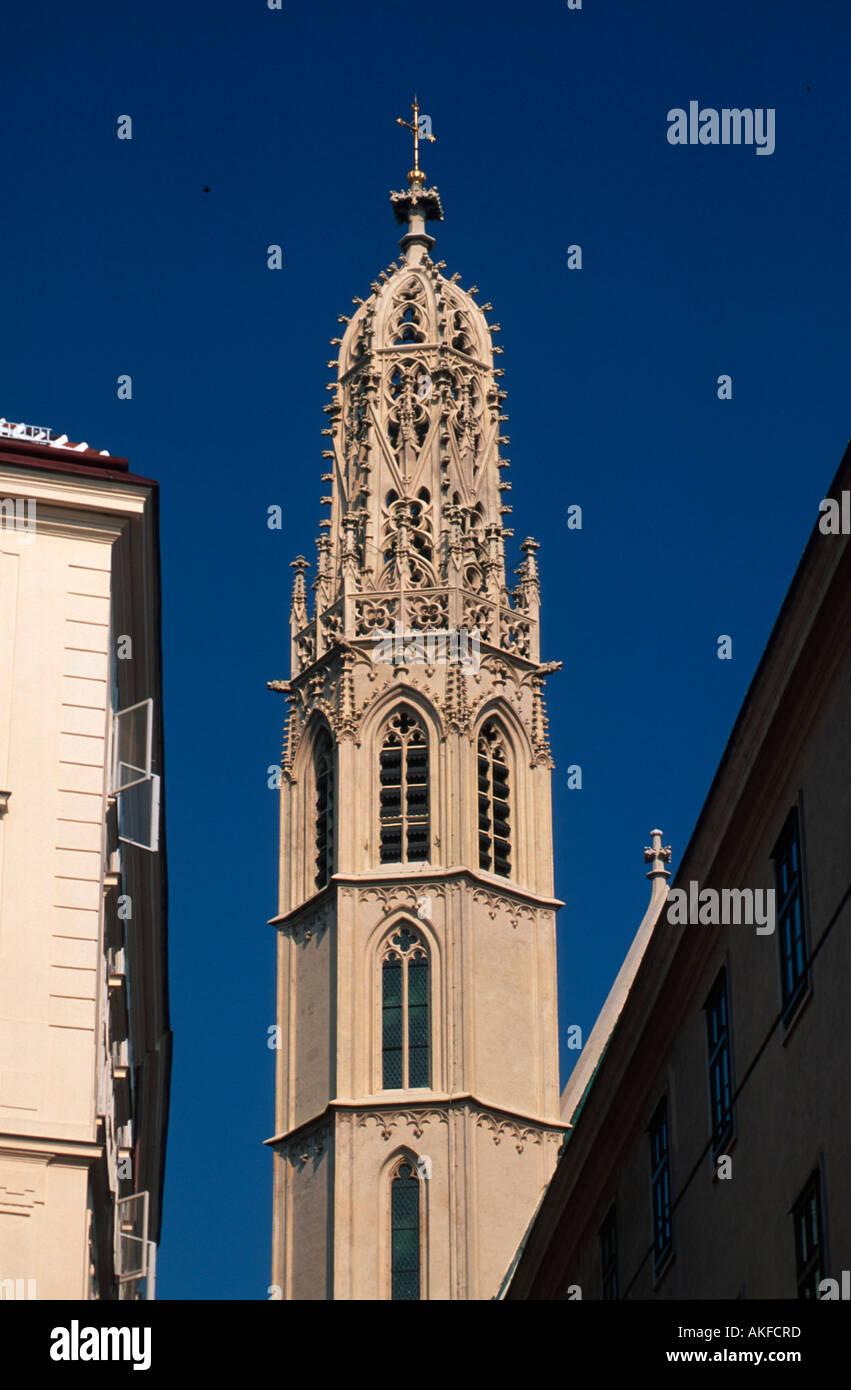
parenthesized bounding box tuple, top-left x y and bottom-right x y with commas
(281, 176, 548, 686)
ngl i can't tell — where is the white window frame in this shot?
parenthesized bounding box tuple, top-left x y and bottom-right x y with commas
(118, 772, 161, 853)
(111, 698, 154, 795)
(115, 1191, 149, 1284)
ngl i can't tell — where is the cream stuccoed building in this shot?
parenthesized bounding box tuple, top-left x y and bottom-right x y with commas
(267, 126, 566, 1300)
(0, 423, 170, 1300)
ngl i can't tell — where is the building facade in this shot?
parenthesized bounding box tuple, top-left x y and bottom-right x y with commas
(505, 445, 851, 1300)
(0, 422, 170, 1300)
(267, 138, 565, 1299)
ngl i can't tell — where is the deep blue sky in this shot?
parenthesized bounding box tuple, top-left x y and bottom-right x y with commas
(2, 0, 848, 1299)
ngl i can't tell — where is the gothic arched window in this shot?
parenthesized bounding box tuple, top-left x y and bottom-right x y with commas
(379, 710, 429, 864)
(478, 721, 511, 877)
(382, 925, 429, 1089)
(390, 1159, 422, 1300)
(314, 728, 335, 889)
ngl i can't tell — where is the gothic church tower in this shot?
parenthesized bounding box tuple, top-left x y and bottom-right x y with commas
(268, 112, 565, 1299)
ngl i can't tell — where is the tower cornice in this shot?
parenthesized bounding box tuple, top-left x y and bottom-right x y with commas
(264, 1094, 568, 1150)
(267, 867, 564, 930)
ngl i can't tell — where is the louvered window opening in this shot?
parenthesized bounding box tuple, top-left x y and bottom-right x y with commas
(380, 710, 429, 864)
(478, 724, 510, 877)
(315, 731, 334, 889)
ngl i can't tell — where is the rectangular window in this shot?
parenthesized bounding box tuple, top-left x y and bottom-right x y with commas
(772, 806, 809, 1019)
(115, 1191, 149, 1285)
(649, 1097, 673, 1275)
(117, 772, 161, 853)
(705, 968, 734, 1155)
(599, 1205, 618, 1300)
(111, 698, 153, 794)
(793, 1172, 824, 1299)
(111, 699, 160, 852)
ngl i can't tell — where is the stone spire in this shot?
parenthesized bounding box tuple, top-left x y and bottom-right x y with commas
(284, 105, 544, 674)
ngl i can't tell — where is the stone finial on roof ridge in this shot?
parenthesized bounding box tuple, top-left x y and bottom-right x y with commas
(644, 829, 672, 896)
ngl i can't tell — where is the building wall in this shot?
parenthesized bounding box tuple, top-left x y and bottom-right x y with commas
(576, 662, 850, 1300)
(271, 874, 564, 1300)
(0, 445, 169, 1300)
(506, 451, 851, 1301)
(0, 523, 112, 1298)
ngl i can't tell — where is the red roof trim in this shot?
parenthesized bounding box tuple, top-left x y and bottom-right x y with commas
(0, 436, 157, 488)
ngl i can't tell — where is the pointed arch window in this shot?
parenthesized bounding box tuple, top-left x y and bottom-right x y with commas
(379, 709, 429, 864)
(478, 721, 511, 877)
(382, 926, 429, 1089)
(314, 728, 335, 889)
(390, 1159, 422, 1300)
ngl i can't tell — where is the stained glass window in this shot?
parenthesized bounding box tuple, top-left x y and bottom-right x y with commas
(391, 1162, 420, 1300)
(382, 926, 429, 1090)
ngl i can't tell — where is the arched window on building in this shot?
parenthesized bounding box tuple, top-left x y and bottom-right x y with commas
(381, 925, 429, 1090)
(314, 728, 335, 889)
(379, 709, 429, 864)
(478, 721, 511, 877)
(390, 1158, 422, 1300)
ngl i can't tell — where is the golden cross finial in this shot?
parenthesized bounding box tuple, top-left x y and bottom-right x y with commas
(396, 94, 435, 180)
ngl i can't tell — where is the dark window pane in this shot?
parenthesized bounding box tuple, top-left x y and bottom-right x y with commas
(793, 1174, 824, 1299)
(773, 809, 809, 1016)
(380, 826, 403, 864)
(391, 1165, 420, 1300)
(382, 961, 403, 1088)
(408, 959, 429, 1088)
(600, 1206, 618, 1300)
(706, 970, 734, 1152)
(407, 830, 429, 861)
(314, 734, 334, 888)
(650, 1099, 672, 1270)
